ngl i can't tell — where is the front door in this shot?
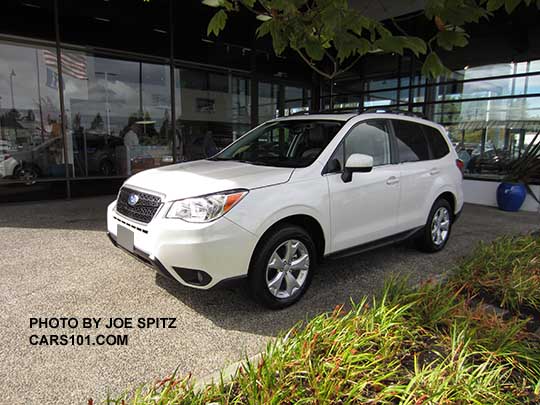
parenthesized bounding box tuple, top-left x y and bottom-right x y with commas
(327, 119, 401, 252)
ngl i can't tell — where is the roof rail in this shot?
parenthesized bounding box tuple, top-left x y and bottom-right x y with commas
(361, 107, 427, 119)
(290, 108, 358, 116)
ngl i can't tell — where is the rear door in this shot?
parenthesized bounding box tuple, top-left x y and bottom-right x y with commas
(327, 119, 401, 252)
(391, 119, 435, 231)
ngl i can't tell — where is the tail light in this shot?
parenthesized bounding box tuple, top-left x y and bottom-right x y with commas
(456, 159, 464, 176)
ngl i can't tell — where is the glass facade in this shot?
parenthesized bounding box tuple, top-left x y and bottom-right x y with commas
(2, 0, 539, 202)
(0, 1, 308, 202)
(0, 41, 64, 199)
(327, 58, 540, 182)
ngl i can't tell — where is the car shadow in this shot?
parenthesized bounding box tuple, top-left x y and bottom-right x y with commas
(0, 195, 113, 231)
(154, 239, 444, 338)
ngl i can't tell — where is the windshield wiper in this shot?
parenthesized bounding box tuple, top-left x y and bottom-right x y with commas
(208, 157, 270, 166)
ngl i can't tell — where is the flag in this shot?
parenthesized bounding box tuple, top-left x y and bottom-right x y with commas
(43, 49, 88, 80)
(46, 67, 60, 89)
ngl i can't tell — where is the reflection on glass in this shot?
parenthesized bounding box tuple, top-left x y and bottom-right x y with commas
(258, 82, 279, 123)
(175, 69, 251, 159)
(284, 86, 310, 116)
(60, 52, 172, 177)
(0, 41, 63, 184)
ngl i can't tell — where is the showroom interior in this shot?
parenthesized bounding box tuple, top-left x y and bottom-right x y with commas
(0, 0, 539, 210)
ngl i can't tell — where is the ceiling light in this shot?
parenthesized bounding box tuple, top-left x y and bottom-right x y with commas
(464, 65, 469, 70)
(94, 17, 111, 22)
(256, 14, 272, 21)
(22, 2, 41, 8)
(153, 28, 167, 34)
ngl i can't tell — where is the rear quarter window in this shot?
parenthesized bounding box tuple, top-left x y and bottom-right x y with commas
(392, 120, 430, 162)
(423, 125, 450, 159)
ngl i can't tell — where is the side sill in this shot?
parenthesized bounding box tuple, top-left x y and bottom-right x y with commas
(325, 227, 423, 260)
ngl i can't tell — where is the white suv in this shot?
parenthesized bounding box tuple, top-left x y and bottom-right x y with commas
(107, 112, 463, 309)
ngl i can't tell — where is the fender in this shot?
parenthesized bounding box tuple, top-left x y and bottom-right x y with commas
(253, 204, 331, 254)
(425, 184, 458, 223)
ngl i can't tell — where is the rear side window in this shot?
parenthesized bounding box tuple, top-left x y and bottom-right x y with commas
(423, 125, 450, 159)
(393, 120, 430, 163)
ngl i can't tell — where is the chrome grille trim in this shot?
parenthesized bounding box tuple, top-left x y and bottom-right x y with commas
(116, 187, 162, 224)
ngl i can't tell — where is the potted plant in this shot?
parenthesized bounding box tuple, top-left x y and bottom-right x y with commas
(497, 130, 540, 211)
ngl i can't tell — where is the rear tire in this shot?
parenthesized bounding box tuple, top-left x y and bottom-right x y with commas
(14, 165, 39, 185)
(248, 225, 316, 309)
(416, 198, 453, 253)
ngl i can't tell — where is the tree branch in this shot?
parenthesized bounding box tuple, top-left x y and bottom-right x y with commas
(294, 49, 333, 79)
(334, 53, 363, 77)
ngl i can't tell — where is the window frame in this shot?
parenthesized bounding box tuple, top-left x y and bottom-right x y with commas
(322, 118, 397, 175)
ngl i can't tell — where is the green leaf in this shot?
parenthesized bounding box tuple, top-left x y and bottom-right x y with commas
(421, 52, 451, 78)
(505, 0, 522, 12)
(201, 0, 221, 7)
(207, 9, 228, 37)
(256, 20, 272, 38)
(304, 38, 325, 61)
(487, 0, 505, 11)
(424, 0, 446, 19)
(374, 36, 426, 57)
(436, 30, 469, 51)
(404, 37, 428, 57)
(269, 23, 289, 55)
(334, 33, 371, 62)
(239, 0, 256, 7)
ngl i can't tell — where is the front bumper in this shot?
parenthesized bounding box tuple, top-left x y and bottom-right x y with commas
(106, 201, 257, 289)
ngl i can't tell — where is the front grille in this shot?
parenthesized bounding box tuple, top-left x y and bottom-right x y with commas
(116, 187, 162, 224)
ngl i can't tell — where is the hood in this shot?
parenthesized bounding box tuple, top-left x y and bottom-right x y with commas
(124, 160, 294, 201)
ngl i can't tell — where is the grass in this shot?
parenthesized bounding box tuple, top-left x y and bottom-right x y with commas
(451, 235, 540, 313)
(102, 234, 540, 405)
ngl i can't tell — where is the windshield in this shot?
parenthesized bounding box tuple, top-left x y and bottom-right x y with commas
(211, 120, 344, 168)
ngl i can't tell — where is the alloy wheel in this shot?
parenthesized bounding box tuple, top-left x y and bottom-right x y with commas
(265, 239, 310, 299)
(431, 207, 450, 246)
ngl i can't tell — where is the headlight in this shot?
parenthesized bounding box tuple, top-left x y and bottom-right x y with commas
(166, 190, 248, 222)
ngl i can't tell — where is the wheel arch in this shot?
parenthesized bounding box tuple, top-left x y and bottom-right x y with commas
(14, 161, 42, 177)
(249, 214, 326, 272)
(435, 191, 456, 216)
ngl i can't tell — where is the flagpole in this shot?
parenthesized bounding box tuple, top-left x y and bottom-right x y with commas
(9, 69, 16, 110)
(54, 0, 71, 198)
(35, 49, 45, 143)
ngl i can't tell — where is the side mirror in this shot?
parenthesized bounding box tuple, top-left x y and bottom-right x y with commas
(341, 153, 373, 183)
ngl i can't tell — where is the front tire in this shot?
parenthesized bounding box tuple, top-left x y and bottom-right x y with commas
(416, 198, 453, 253)
(99, 159, 114, 176)
(248, 225, 316, 309)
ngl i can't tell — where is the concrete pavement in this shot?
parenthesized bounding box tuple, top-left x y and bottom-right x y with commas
(0, 196, 538, 404)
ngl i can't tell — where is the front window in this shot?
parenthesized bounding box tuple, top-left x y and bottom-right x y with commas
(211, 120, 343, 168)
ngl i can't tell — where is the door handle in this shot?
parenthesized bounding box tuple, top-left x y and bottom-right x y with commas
(429, 168, 440, 175)
(386, 176, 399, 185)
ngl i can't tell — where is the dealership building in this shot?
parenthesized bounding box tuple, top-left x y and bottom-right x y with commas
(0, 0, 539, 211)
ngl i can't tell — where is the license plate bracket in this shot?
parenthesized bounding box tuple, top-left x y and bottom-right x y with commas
(117, 225, 134, 252)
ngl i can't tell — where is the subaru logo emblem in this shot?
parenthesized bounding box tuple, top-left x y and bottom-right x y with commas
(127, 194, 139, 206)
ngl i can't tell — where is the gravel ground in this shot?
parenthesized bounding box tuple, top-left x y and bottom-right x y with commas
(0, 196, 538, 404)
